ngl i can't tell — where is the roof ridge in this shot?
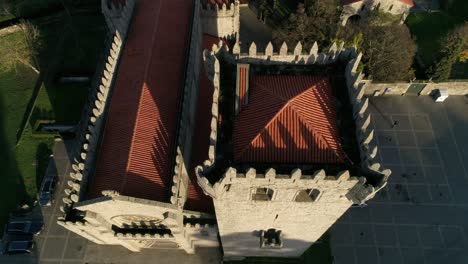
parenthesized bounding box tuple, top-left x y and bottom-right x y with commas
(291, 102, 342, 160)
(255, 79, 289, 103)
(237, 85, 314, 161)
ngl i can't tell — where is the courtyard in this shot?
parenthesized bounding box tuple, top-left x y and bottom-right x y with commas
(330, 95, 468, 264)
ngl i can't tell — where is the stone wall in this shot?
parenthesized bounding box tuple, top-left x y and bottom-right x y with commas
(345, 53, 392, 191)
(232, 41, 356, 65)
(60, 32, 125, 214)
(197, 167, 369, 258)
(362, 81, 468, 96)
(61, 194, 218, 253)
(200, 0, 240, 39)
(341, 0, 410, 25)
(172, 0, 203, 210)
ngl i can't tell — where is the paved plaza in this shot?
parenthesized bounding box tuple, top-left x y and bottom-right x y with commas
(330, 95, 468, 264)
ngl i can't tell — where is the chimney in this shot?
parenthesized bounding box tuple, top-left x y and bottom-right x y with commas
(235, 63, 250, 115)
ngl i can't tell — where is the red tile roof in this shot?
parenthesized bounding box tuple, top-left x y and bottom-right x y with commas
(184, 34, 220, 213)
(341, 0, 414, 6)
(90, 0, 194, 201)
(238, 65, 248, 113)
(233, 76, 345, 164)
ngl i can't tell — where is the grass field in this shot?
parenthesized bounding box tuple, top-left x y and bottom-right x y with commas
(406, 0, 468, 78)
(0, 31, 54, 233)
(0, 1, 105, 232)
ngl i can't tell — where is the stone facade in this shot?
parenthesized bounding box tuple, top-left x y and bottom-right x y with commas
(194, 40, 390, 259)
(341, 0, 412, 25)
(196, 168, 375, 259)
(201, 0, 240, 39)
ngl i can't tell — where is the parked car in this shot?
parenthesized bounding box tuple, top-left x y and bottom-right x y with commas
(1, 234, 34, 255)
(5, 220, 43, 235)
(38, 174, 58, 207)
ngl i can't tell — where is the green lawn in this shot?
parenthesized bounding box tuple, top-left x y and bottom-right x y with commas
(0, 4, 105, 233)
(0, 31, 54, 233)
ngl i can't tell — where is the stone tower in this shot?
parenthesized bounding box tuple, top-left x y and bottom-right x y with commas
(195, 41, 390, 260)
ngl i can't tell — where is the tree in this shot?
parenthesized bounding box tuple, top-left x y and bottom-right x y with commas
(428, 23, 468, 81)
(337, 11, 417, 82)
(274, 0, 340, 50)
(360, 25, 416, 82)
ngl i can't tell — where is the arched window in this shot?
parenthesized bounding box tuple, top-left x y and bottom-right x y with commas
(295, 189, 321, 202)
(252, 188, 274, 201)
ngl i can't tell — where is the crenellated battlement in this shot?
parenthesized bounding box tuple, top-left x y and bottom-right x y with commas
(201, 1, 239, 17)
(196, 166, 379, 204)
(344, 53, 392, 199)
(200, 0, 239, 39)
(230, 40, 356, 65)
(115, 233, 174, 240)
(60, 32, 125, 215)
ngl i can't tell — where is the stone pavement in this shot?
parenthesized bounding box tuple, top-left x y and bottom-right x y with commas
(330, 95, 468, 264)
(0, 139, 221, 264)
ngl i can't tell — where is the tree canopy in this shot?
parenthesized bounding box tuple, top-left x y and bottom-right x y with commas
(338, 11, 417, 82)
(428, 22, 468, 81)
(274, 0, 340, 50)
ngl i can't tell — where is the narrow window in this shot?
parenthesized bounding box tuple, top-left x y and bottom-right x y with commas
(260, 229, 282, 248)
(295, 189, 321, 202)
(360, 4, 366, 11)
(252, 188, 274, 201)
(388, 4, 393, 11)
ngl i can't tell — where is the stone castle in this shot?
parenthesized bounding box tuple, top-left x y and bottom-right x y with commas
(58, 0, 390, 261)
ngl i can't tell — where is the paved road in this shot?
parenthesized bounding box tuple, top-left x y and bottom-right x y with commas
(330, 95, 468, 264)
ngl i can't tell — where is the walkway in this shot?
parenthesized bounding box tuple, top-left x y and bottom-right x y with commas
(330, 95, 468, 264)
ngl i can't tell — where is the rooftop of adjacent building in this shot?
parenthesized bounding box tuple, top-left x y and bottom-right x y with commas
(90, 0, 194, 202)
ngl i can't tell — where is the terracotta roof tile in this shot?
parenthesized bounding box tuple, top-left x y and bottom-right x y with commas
(90, 0, 194, 201)
(233, 76, 345, 164)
